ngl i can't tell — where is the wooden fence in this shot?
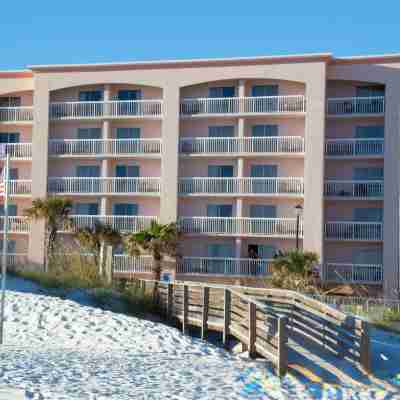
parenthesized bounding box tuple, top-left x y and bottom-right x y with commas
(136, 279, 371, 377)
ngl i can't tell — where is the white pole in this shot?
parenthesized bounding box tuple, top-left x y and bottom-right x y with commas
(0, 152, 10, 344)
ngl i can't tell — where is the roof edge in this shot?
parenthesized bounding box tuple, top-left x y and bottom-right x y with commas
(333, 53, 400, 65)
(0, 70, 33, 79)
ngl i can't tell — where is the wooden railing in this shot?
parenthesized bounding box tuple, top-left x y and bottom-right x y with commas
(179, 136, 304, 154)
(49, 138, 162, 156)
(0, 106, 33, 122)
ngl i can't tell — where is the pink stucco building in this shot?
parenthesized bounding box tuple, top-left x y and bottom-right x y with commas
(0, 52, 397, 296)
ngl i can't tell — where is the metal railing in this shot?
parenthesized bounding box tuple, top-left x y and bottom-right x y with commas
(323, 263, 383, 284)
(179, 217, 302, 238)
(179, 177, 304, 196)
(0, 106, 33, 122)
(67, 215, 157, 232)
(325, 139, 384, 157)
(49, 138, 161, 156)
(113, 255, 154, 275)
(48, 177, 160, 195)
(0, 253, 28, 266)
(327, 97, 385, 115)
(1, 143, 32, 159)
(180, 95, 306, 116)
(0, 216, 30, 233)
(324, 180, 383, 198)
(179, 136, 304, 154)
(49, 100, 163, 120)
(9, 180, 32, 195)
(177, 257, 273, 276)
(325, 221, 383, 241)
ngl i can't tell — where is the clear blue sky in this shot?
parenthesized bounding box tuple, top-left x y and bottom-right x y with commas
(1, 0, 399, 70)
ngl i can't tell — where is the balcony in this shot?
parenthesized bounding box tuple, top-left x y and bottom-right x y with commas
(0, 107, 33, 123)
(324, 180, 383, 200)
(179, 136, 304, 156)
(9, 180, 32, 196)
(67, 215, 157, 232)
(177, 257, 272, 276)
(49, 100, 163, 121)
(180, 95, 306, 117)
(325, 222, 383, 241)
(323, 263, 383, 284)
(0, 216, 30, 233)
(0, 253, 28, 267)
(112, 255, 154, 276)
(49, 139, 162, 157)
(0, 143, 32, 159)
(179, 217, 302, 238)
(327, 97, 384, 116)
(325, 139, 384, 158)
(179, 177, 304, 197)
(48, 177, 160, 195)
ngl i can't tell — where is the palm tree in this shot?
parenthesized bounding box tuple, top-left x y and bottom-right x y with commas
(73, 221, 122, 276)
(124, 221, 180, 281)
(25, 197, 73, 271)
(270, 249, 319, 292)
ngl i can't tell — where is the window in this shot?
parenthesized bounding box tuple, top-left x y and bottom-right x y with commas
(353, 167, 383, 181)
(77, 128, 101, 140)
(113, 203, 138, 216)
(0, 204, 17, 216)
(356, 86, 385, 97)
(79, 91, 103, 102)
(76, 165, 100, 178)
(0, 240, 16, 253)
(116, 128, 141, 139)
(115, 165, 140, 177)
(251, 125, 278, 137)
(207, 244, 234, 258)
(209, 87, 235, 98)
(250, 165, 278, 177)
(251, 85, 278, 97)
(352, 248, 383, 265)
(0, 132, 20, 143)
(0, 97, 21, 107)
(9, 168, 18, 180)
(250, 205, 276, 218)
(207, 204, 233, 217)
(208, 126, 234, 138)
(355, 126, 384, 139)
(117, 90, 142, 100)
(353, 208, 383, 222)
(208, 165, 234, 178)
(74, 203, 98, 215)
(248, 244, 276, 259)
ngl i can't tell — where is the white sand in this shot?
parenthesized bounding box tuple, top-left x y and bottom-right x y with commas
(0, 277, 398, 399)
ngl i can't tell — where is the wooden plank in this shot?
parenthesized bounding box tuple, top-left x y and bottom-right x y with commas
(201, 287, 209, 340)
(254, 342, 278, 365)
(223, 289, 231, 348)
(182, 285, 188, 334)
(360, 320, 371, 373)
(248, 302, 256, 358)
(277, 316, 288, 377)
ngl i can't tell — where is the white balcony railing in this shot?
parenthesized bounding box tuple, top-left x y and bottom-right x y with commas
(327, 97, 385, 115)
(67, 215, 157, 232)
(49, 139, 162, 156)
(0, 216, 30, 233)
(180, 95, 306, 116)
(324, 180, 383, 199)
(112, 255, 154, 275)
(179, 177, 304, 196)
(177, 257, 273, 276)
(0, 253, 28, 267)
(0, 107, 33, 123)
(179, 217, 302, 238)
(323, 263, 383, 284)
(325, 222, 383, 241)
(1, 143, 32, 159)
(49, 100, 163, 120)
(9, 180, 32, 196)
(180, 136, 304, 154)
(48, 177, 160, 195)
(325, 139, 384, 157)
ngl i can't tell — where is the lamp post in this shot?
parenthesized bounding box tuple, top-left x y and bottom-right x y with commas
(295, 204, 303, 250)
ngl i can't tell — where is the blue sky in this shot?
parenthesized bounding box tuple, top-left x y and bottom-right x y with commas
(1, 0, 399, 70)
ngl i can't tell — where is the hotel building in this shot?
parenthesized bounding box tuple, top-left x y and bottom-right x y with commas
(0, 53, 398, 296)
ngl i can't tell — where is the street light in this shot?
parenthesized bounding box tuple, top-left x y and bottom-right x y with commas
(295, 204, 303, 250)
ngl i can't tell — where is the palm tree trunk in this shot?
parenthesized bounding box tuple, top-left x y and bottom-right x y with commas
(99, 242, 104, 277)
(152, 257, 162, 303)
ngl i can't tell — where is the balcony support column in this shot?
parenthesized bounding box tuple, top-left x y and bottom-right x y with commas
(101, 119, 110, 215)
(236, 112, 245, 259)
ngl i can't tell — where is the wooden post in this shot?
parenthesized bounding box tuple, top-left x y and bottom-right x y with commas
(167, 283, 174, 320)
(248, 302, 256, 358)
(223, 289, 231, 348)
(360, 320, 371, 373)
(104, 246, 113, 285)
(277, 316, 288, 376)
(182, 285, 188, 334)
(201, 287, 209, 340)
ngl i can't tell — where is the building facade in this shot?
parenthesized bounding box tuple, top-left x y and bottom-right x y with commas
(0, 53, 399, 296)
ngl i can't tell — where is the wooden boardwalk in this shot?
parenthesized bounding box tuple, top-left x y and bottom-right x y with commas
(137, 280, 371, 380)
